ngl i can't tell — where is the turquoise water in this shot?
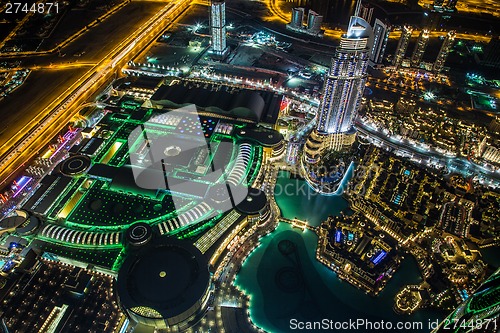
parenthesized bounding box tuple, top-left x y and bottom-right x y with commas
(272, 170, 352, 227)
(234, 172, 444, 333)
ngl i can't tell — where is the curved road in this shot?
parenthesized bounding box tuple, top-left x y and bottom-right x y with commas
(356, 120, 500, 184)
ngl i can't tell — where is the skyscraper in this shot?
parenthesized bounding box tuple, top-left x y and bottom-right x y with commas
(433, 30, 455, 73)
(358, 1, 374, 25)
(306, 10, 323, 34)
(393, 26, 413, 68)
(315, 19, 371, 137)
(411, 29, 430, 68)
(369, 19, 390, 67)
(302, 10, 372, 193)
(210, 0, 229, 58)
(290, 7, 305, 29)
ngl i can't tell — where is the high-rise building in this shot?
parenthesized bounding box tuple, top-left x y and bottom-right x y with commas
(358, 1, 374, 25)
(369, 19, 390, 66)
(433, 30, 455, 73)
(411, 29, 430, 68)
(315, 17, 371, 137)
(290, 7, 305, 29)
(432, 268, 500, 333)
(306, 10, 323, 34)
(210, 0, 229, 58)
(302, 13, 372, 193)
(393, 26, 413, 68)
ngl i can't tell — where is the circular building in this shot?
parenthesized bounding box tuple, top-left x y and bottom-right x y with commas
(0, 210, 38, 236)
(125, 223, 153, 247)
(15, 215, 39, 236)
(235, 188, 271, 224)
(58, 154, 91, 176)
(117, 237, 211, 329)
(235, 188, 267, 215)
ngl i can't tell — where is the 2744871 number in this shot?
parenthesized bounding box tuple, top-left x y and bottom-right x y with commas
(5, 2, 59, 14)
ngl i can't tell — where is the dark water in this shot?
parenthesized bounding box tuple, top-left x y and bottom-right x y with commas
(234, 173, 444, 333)
(480, 246, 500, 268)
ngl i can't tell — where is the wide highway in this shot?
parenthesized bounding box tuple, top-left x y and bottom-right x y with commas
(0, 0, 191, 186)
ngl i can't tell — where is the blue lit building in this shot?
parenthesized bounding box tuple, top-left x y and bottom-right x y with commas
(302, 6, 372, 193)
(210, 0, 229, 58)
(315, 15, 371, 139)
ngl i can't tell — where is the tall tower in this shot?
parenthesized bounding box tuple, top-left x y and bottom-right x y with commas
(433, 30, 455, 73)
(411, 29, 430, 68)
(306, 10, 323, 34)
(210, 0, 229, 58)
(393, 26, 412, 68)
(315, 20, 371, 137)
(358, 1, 374, 25)
(302, 10, 372, 193)
(369, 19, 390, 66)
(290, 7, 305, 29)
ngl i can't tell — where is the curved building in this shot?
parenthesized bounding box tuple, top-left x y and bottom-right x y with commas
(0, 209, 39, 236)
(117, 237, 211, 330)
(57, 154, 91, 177)
(150, 84, 272, 123)
(432, 268, 500, 332)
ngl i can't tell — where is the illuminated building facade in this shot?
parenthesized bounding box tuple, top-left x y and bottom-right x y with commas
(302, 9, 372, 193)
(393, 26, 412, 68)
(307, 10, 323, 34)
(315, 16, 371, 139)
(210, 0, 229, 58)
(288, 8, 323, 36)
(433, 30, 455, 73)
(411, 29, 429, 68)
(482, 146, 500, 164)
(290, 7, 305, 29)
(369, 19, 390, 67)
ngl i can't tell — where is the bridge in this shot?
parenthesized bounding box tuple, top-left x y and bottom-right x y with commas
(279, 217, 317, 232)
